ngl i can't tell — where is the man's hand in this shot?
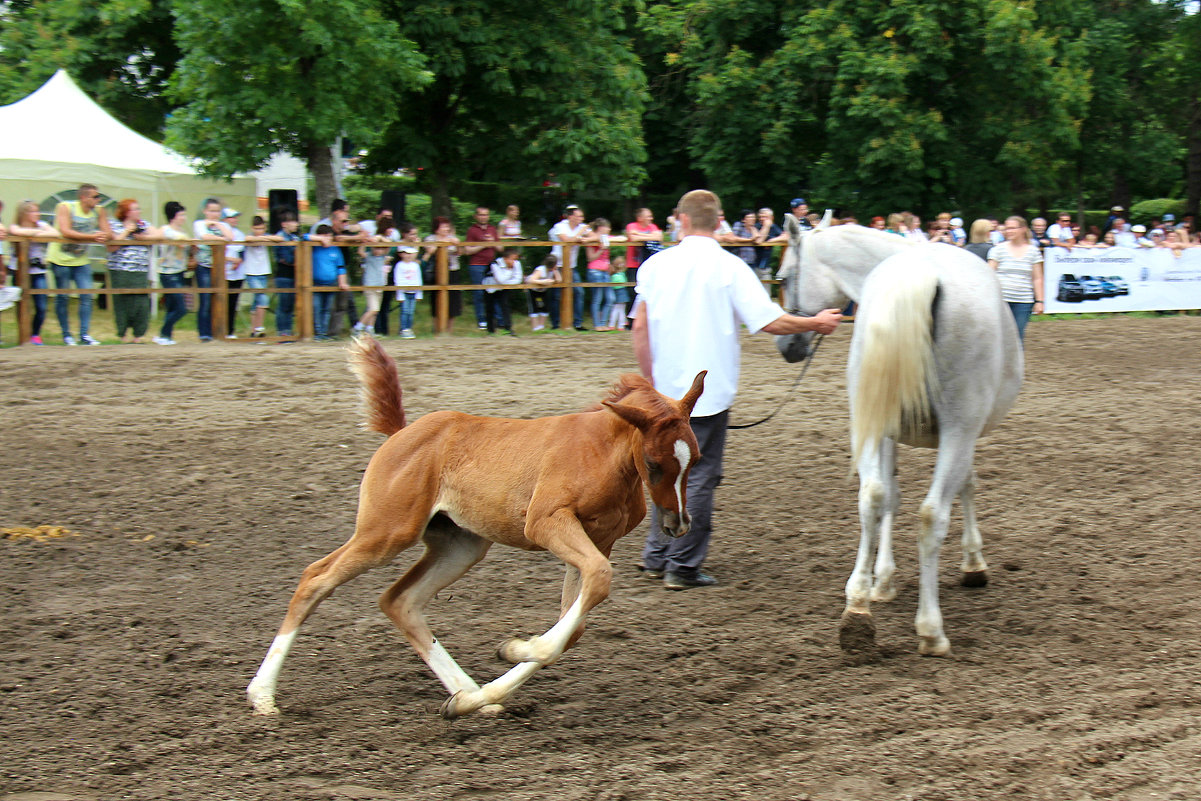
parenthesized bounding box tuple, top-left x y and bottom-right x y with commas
(809, 308, 842, 334)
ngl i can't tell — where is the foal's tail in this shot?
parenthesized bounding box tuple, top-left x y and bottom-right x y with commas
(348, 337, 407, 436)
(850, 262, 940, 468)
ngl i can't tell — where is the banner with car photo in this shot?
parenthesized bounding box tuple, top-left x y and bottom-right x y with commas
(1044, 247, 1201, 313)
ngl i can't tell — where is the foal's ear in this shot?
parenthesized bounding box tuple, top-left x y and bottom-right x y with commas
(602, 401, 654, 431)
(680, 370, 707, 415)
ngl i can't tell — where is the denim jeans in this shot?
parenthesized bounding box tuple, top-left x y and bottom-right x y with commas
(50, 262, 93, 338)
(195, 265, 213, 339)
(399, 293, 417, 331)
(274, 277, 295, 335)
(245, 274, 270, 308)
(1008, 301, 1034, 344)
(571, 268, 586, 327)
(313, 283, 336, 337)
(468, 263, 488, 325)
(29, 272, 48, 336)
(159, 272, 189, 338)
(587, 269, 612, 328)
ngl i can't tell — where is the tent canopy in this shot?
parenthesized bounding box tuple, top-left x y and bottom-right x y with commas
(0, 70, 256, 225)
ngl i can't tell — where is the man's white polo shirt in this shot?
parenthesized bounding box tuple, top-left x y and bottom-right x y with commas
(634, 235, 784, 418)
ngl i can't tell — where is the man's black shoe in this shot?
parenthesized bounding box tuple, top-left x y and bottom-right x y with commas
(663, 571, 718, 590)
(574, 326, 589, 331)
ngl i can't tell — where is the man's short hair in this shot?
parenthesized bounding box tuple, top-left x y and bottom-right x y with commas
(677, 190, 720, 233)
(79, 183, 98, 194)
(330, 198, 348, 213)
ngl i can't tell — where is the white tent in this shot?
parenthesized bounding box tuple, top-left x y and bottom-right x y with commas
(0, 69, 256, 226)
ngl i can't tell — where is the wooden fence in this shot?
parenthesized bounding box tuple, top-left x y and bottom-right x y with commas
(3, 237, 783, 344)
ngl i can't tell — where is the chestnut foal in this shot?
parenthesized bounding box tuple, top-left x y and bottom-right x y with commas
(248, 337, 705, 719)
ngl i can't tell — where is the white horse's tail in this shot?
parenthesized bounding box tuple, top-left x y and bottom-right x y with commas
(851, 263, 940, 468)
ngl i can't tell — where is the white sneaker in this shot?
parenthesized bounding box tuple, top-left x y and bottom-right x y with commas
(64, 335, 78, 346)
(152, 336, 177, 346)
(80, 334, 101, 346)
(225, 334, 238, 339)
(477, 321, 487, 329)
(400, 329, 416, 339)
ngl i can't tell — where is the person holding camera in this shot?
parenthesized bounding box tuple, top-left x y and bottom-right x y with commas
(106, 198, 159, 343)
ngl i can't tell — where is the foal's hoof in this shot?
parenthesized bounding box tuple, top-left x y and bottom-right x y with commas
(440, 691, 502, 719)
(838, 611, 877, 655)
(497, 637, 529, 664)
(961, 570, 989, 588)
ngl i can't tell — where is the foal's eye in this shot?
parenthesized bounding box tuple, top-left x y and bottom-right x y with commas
(645, 459, 663, 483)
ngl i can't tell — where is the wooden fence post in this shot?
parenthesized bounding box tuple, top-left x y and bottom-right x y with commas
(560, 244, 574, 328)
(211, 246, 228, 339)
(297, 240, 313, 340)
(435, 244, 449, 334)
(14, 240, 31, 345)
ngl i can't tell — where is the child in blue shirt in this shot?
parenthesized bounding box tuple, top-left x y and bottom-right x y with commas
(312, 224, 348, 340)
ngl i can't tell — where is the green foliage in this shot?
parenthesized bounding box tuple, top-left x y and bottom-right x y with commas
(1129, 198, 1186, 223)
(0, 0, 180, 137)
(366, 0, 650, 218)
(164, 0, 429, 177)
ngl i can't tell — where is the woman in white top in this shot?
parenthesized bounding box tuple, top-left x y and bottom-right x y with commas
(498, 205, 523, 238)
(987, 215, 1044, 344)
(8, 201, 60, 344)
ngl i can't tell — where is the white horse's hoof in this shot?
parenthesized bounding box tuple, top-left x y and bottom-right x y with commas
(918, 634, 952, 657)
(870, 583, 897, 603)
(961, 570, 988, 588)
(839, 610, 877, 654)
(248, 694, 280, 715)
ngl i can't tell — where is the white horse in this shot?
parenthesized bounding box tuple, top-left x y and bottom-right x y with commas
(776, 218, 1023, 656)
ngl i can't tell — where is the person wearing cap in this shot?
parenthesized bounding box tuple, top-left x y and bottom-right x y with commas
(392, 244, 423, 339)
(1130, 224, 1152, 247)
(220, 208, 246, 339)
(192, 198, 234, 342)
(1106, 205, 1125, 230)
(788, 198, 812, 231)
(948, 217, 966, 246)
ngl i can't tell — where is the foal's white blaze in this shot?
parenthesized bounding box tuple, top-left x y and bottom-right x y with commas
(673, 439, 691, 510)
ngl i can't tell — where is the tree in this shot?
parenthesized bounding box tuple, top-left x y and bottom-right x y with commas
(640, 0, 1093, 216)
(164, 0, 429, 216)
(365, 0, 649, 224)
(0, 0, 180, 137)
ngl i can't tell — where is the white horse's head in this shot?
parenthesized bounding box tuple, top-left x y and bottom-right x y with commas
(776, 211, 851, 363)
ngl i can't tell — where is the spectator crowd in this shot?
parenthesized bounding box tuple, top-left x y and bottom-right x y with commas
(0, 186, 1196, 346)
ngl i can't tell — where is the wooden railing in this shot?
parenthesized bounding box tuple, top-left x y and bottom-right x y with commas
(3, 236, 782, 343)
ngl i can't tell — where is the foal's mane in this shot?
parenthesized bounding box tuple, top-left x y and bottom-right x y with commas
(587, 373, 676, 418)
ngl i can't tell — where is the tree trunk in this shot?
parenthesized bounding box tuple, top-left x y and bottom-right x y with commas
(1186, 98, 1201, 220)
(429, 166, 454, 228)
(306, 140, 338, 219)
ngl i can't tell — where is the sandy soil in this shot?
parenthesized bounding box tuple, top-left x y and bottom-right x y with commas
(2, 316, 1200, 801)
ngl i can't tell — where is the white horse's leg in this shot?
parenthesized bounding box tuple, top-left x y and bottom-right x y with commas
(959, 470, 989, 586)
(841, 440, 891, 652)
(870, 439, 900, 602)
(377, 527, 495, 705)
(915, 434, 977, 657)
(444, 515, 612, 718)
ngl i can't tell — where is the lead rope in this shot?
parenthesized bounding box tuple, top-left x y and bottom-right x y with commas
(727, 333, 823, 430)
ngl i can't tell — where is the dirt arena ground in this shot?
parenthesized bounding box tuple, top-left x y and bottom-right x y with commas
(2, 316, 1200, 801)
